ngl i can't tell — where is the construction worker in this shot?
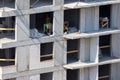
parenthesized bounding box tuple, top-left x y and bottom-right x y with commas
(64, 21, 68, 34)
(44, 15, 52, 35)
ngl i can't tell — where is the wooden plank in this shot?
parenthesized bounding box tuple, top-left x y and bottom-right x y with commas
(40, 50, 79, 58)
(99, 75, 109, 79)
(40, 54, 53, 58)
(0, 59, 15, 61)
(41, 59, 53, 62)
(99, 45, 110, 48)
(0, 28, 15, 30)
(67, 50, 79, 54)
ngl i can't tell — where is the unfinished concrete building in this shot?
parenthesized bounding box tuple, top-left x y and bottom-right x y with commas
(0, 0, 120, 80)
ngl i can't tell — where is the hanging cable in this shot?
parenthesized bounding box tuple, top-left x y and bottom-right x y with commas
(2, 0, 5, 11)
(30, 0, 39, 8)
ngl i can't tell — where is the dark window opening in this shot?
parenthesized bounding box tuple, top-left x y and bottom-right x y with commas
(30, 0, 53, 8)
(0, 0, 15, 9)
(64, 0, 81, 4)
(30, 12, 53, 38)
(5, 78, 16, 80)
(99, 5, 111, 29)
(0, 16, 15, 39)
(40, 72, 53, 80)
(40, 42, 53, 61)
(64, 9, 80, 34)
(0, 48, 15, 67)
(67, 39, 79, 63)
(99, 35, 111, 58)
(67, 69, 79, 80)
(99, 64, 110, 80)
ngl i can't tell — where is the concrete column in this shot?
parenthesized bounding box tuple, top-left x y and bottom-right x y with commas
(111, 4, 120, 77)
(53, 0, 64, 5)
(79, 68, 89, 80)
(80, 8, 86, 32)
(89, 37, 99, 80)
(79, 6, 99, 80)
(111, 4, 120, 79)
(78, 38, 90, 80)
(79, 7, 90, 80)
(15, 0, 30, 41)
(29, 44, 40, 70)
(110, 4, 120, 78)
(85, 7, 99, 31)
(90, 37, 99, 63)
(30, 75, 40, 80)
(111, 34, 120, 57)
(111, 34, 120, 80)
(53, 11, 64, 36)
(16, 46, 29, 72)
(54, 40, 67, 66)
(89, 66, 98, 80)
(16, 0, 30, 10)
(15, 15, 30, 41)
(111, 4, 120, 29)
(79, 38, 90, 61)
(78, 39, 98, 80)
(80, 7, 99, 32)
(53, 70, 66, 80)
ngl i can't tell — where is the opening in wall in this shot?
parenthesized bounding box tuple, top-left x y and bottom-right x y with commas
(0, 47, 15, 67)
(99, 35, 111, 59)
(64, 9, 80, 34)
(0, 0, 15, 11)
(99, 64, 111, 80)
(67, 39, 79, 63)
(30, 12, 53, 38)
(40, 72, 53, 80)
(67, 69, 79, 80)
(5, 78, 16, 80)
(64, 0, 80, 4)
(99, 5, 111, 29)
(40, 42, 53, 62)
(0, 16, 15, 39)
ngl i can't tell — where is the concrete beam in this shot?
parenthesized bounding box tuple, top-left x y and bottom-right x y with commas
(64, 1, 120, 9)
(16, 76, 30, 80)
(1, 66, 63, 79)
(63, 29, 120, 39)
(0, 36, 63, 49)
(30, 75, 40, 80)
(0, 5, 61, 18)
(63, 57, 120, 69)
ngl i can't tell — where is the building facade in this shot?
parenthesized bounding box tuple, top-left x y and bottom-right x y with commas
(0, 0, 120, 80)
